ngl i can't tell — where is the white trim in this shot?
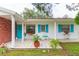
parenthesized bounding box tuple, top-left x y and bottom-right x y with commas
(22, 23, 24, 46)
(24, 23, 26, 33)
(0, 7, 17, 15)
(11, 15, 15, 48)
(0, 7, 23, 21)
(54, 22, 56, 39)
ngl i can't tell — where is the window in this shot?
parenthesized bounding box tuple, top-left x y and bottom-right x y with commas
(41, 25, 46, 32)
(58, 24, 70, 33)
(62, 25, 70, 34)
(38, 24, 48, 33)
(26, 25, 35, 34)
(58, 24, 74, 33)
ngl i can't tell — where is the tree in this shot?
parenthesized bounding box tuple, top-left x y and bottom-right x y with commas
(22, 8, 36, 19)
(32, 3, 53, 18)
(66, 3, 79, 24)
(66, 3, 79, 11)
(74, 12, 79, 25)
(22, 8, 47, 19)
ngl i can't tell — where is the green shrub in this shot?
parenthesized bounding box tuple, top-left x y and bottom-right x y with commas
(0, 48, 7, 54)
(50, 39, 59, 49)
(32, 34, 40, 42)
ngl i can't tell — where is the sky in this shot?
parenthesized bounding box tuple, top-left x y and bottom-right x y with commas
(0, 0, 79, 18)
(52, 3, 79, 18)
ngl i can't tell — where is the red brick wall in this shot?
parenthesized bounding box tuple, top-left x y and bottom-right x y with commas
(0, 17, 11, 44)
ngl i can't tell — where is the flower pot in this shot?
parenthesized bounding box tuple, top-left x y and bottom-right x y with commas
(34, 40, 40, 48)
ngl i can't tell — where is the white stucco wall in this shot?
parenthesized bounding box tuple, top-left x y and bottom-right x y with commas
(56, 22, 79, 40)
(25, 19, 79, 40)
(35, 21, 79, 40)
(35, 21, 54, 39)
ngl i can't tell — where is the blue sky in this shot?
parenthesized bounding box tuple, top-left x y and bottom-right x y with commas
(0, 0, 79, 18)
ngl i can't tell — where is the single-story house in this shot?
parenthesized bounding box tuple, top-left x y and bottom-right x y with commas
(0, 7, 79, 48)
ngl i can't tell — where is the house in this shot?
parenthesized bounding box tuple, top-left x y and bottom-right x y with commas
(0, 7, 79, 48)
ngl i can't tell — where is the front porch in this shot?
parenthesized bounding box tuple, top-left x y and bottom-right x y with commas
(6, 38, 79, 49)
(6, 40, 51, 48)
(11, 18, 76, 48)
(6, 39, 62, 49)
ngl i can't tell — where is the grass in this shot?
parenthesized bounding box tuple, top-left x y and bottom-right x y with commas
(0, 48, 8, 55)
(61, 43, 79, 56)
(0, 42, 79, 56)
(0, 49, 66, 56)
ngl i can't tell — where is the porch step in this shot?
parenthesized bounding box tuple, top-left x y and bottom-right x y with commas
(59, 39, 79, 42)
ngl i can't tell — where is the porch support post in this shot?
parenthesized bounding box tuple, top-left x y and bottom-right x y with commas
(22, 22, 24, 46)
(24, 23, 26, 33)
(11, 15, 15, 48)
(54, 21, 56, 39)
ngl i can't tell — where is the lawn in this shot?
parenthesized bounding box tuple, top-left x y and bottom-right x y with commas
(0, 42, 79, 56)
(0, 49, 66, 56)
(61, 42, 79, 56)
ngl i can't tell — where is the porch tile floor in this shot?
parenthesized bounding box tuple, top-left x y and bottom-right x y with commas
(6, 40, 62, 49)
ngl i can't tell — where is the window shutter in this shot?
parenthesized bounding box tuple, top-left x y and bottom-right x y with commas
(58, 24, 62, 32)
(38, 24, 41, 33)
(16, 24, 22, 39)
(70, 24, 74, 32)
(46, 24, 48, 33)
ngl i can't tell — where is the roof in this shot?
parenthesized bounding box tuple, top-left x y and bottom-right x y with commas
(0, 7, 18, 15)
(0, 7, 23, 20)
(0, 7, 74, 21)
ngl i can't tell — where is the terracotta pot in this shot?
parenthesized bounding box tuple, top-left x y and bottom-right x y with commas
(34, 40, 40, 48)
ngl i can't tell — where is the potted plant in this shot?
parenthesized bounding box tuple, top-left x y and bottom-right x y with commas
(32, 34, 40, 48)
(50, 39, 59, 49)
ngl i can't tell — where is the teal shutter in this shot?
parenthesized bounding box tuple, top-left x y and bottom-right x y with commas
(58, 24, 62, 32)
(46, 24, 48, 33)
(16, 24, 22, 39)
(38, 24, 41, 33)
(70, 24, 74, 32)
